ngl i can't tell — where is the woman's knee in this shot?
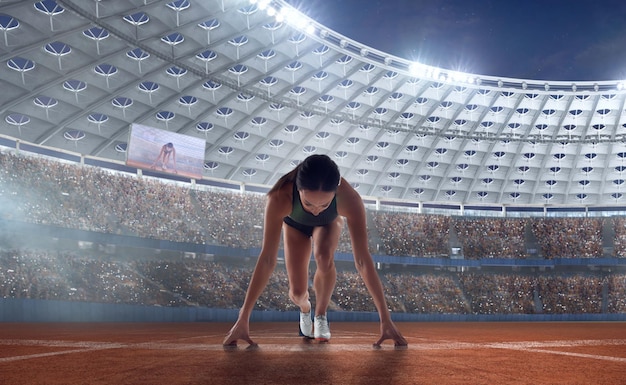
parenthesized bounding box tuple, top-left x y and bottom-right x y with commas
(314, 252, 335, 272)
(289, 287, 309, 303)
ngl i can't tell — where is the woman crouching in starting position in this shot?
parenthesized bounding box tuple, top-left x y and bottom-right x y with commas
(223, 154, 407, 347)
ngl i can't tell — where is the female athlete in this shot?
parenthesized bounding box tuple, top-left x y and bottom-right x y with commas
(223, 154, 407, 347)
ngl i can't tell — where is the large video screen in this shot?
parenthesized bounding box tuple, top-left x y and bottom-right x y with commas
(126, 123, 206, 179)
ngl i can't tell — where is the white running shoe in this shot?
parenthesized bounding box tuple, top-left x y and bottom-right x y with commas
(299, 308, 313, 338)
(314, 314, 331, 341)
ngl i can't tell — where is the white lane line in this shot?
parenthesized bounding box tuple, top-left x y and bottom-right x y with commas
(487, 339, 626, 349)
(485, 340, 626, 363)
(0, 340, 125, 348)
(503, 347, 626, 363)
(0, 348, 103, 363)
(0, 338, 624, 362)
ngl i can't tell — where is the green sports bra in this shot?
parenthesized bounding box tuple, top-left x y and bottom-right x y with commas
(287, 182, 338, 227)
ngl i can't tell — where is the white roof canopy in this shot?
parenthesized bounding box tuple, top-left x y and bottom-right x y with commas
(1, 0, 626, 205)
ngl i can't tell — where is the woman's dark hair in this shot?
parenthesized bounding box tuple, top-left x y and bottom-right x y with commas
(268, 154, 340, 194)
(296, 154, 340, 192)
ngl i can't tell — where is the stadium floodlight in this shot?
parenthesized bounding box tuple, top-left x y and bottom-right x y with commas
(447, 71, 463, 82)
(408, 62, 423, 77)
(280, 5, 307, 28)
(255, 0, 271, 10)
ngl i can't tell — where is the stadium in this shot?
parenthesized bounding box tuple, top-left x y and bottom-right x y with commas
(0, 1, 625, 384)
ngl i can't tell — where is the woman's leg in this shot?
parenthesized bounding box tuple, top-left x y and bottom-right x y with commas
(283, 223, 313, 312)
(311, 216, 343, 316)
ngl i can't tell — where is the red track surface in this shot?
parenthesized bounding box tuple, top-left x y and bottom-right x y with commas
(0, 322, 625, 384)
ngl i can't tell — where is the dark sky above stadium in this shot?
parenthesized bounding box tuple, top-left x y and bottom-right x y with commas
(285, 0, 626, 82)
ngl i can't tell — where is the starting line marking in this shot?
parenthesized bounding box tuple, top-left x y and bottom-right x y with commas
(0, 338, 625, 363)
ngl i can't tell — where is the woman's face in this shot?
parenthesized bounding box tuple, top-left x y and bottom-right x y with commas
(298, 189, 335, 216)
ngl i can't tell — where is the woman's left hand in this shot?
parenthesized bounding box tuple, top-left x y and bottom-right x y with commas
(374, 320, 408, 347)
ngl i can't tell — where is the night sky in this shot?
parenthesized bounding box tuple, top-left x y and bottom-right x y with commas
(285, 0, 626, 82)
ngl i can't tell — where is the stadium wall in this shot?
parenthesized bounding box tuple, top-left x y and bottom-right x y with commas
(2, 299, 625, 323)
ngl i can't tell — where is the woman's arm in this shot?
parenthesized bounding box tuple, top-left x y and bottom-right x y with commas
(223, 188, 290, 345)
(171, 148, 177, 171)
(150, 147, 165, 167)
(236, 197, 284, 319)
(339, 184, 391, 322)
(338, 180, 408, 346)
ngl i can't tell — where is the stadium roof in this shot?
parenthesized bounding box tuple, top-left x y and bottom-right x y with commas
(2, 0, 626, 206)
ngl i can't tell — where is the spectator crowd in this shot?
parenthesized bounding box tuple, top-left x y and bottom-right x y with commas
(3, 150, 625, 259)
(0, 249, 624, 315)
(1, 149, 626, 316)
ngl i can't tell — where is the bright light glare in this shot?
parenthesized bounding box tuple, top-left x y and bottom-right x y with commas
(279, 7, 297, 23)
(278, 3, 317, 31)
(409, 62, 476, 84)
(448, 71, 476, 84)
(408, 63, 441, 80)
(448, 71, 462, 82)
(291, 14, 308, 27)
(408, 62, 427, 77)
(257, 0, 271, 10)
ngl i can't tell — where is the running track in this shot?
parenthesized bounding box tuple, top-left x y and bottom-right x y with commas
(0, 322, 624, 384)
